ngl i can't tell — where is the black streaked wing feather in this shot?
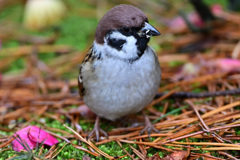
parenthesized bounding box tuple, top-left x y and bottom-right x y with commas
(78, 46, 93, 97)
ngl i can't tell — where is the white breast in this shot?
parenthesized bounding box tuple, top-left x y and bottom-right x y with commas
(82, 46, 161, 121)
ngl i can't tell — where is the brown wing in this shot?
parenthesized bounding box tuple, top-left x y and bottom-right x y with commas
(78, 46, 93, 97)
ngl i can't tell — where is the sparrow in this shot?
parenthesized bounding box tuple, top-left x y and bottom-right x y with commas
(78, 4, 161, 141)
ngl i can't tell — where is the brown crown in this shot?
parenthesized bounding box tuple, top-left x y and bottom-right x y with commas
(95, 4, 148, 44)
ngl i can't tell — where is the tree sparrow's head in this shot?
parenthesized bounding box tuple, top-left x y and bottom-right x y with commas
(94, 4, 160, 62)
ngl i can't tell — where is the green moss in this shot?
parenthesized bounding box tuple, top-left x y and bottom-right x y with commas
(0, 4, 23, 22)
(203, 0, 227, 7)
(236, 129, 240, 135)
(0, 0, 98, 78)
(3, 58, 25, 74)
(38, 52, 56, 62)
(168, 61, 185, 67)
(0, 150, 15, 159)
(56, 16, 97, 50)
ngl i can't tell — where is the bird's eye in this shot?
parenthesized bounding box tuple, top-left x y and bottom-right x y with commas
(122, 27, 130, 33)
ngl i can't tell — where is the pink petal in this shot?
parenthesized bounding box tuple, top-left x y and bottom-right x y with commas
(215, 58, 240, 72)
(11, 126, 59, 152)
(168, 16, 187, 30)
(211, 4, 223, 15)
(188, 12, 204, 27)
(169, 12, 203, 30)
(12, 126, 36, 152)
(168, 4, 222, 31)
(28, 126, 59, 146)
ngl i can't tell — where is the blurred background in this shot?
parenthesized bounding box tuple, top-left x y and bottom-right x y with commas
(1, 0, 238, 80)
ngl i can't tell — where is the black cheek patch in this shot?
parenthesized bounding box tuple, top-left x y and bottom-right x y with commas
(107, 38, 126, 51)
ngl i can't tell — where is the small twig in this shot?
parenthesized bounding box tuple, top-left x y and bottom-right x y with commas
(155, 88, 240, 99)
(186, 100, 209, 130)
(218, 151, 238, 160)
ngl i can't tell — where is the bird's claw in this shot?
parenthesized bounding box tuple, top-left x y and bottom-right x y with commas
(139, 115, 159, 139)
(87, 116, 108, 142)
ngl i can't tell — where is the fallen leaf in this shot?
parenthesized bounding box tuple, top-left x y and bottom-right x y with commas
(147, 152, 161, 160)
(161, 151, 188, 160)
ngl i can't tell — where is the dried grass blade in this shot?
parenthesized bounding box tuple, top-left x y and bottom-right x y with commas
(0, 137, 14, 149)
(116, 140, 135, 160)
(129, 145, 145, 160)
(172, 142, 240, 148)
(202, 101, 240, 119)
(63, 124, 114, 159)
(51, 142, 68, 159)
(72, 144, 100, 157)
(191, 147, 240, 150)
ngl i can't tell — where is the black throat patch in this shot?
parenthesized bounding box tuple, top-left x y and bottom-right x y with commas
(105, 28, 149, 63)
(118, 27, 149, 57)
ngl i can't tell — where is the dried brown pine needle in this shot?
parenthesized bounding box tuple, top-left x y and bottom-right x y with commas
(63, 124, 114, 159)
(1, 4, 240, 159)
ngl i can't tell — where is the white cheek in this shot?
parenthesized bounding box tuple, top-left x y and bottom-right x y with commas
(122, 36, 137, 54)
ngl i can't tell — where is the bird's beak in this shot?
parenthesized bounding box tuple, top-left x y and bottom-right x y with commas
(138, 22, 161, 38)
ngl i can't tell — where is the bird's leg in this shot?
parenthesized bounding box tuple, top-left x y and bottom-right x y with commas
(139, 113, 159, 139)
(87, 116, 108, 142)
